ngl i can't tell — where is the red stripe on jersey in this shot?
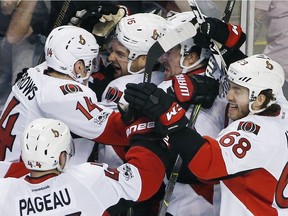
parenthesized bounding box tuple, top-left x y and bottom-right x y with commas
(95, 112, 129, 146)
(223, 169, 278, 215)
(190, 183, 214, 204)
(188, 136, 228, 180)
(125, 146, 165, 202)
(4, 162, 29, 178)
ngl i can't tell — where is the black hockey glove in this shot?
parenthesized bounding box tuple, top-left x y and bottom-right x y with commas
(197, 17, 246, 50)
(172, 74, 219, 109)
(117, 103, 137, 126)
(124, 83, 189, 135)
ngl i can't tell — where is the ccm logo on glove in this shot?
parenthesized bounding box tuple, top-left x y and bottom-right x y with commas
(159, 102, 185, 126)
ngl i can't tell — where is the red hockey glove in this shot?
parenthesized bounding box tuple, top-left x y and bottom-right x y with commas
(172, 74, 219, 109)
(124, 83, 189, 134)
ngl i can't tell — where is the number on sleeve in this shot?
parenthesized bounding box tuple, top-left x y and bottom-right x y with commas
(0, 97, 20, 160)
(275, 162, 288, 208)
(76, 96, 103, 120)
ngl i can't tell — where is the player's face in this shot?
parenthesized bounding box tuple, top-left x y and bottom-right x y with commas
(226, 82, 250, 121)
(107, 39, 145, 78)
(160, 45, 183, 80)
(160, 45, 197, 80)
(108, 39, 130, 78)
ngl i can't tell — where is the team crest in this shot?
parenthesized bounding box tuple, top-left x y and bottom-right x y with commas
(60, 84, 83, 95)
(266, 60, 274, 70)
(105, 87, 123, 103)
(79, 35, 86, 45)
(151, 29, 160, 40)
(237, 121, 260, 135)
(51, 129, 59, 137)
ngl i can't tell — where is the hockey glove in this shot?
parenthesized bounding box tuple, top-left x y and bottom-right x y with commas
(198, 17, 246, 50)
(172, 74, 219, 109)
(124, 83, 189, 134)
(69, 3, 126, 47)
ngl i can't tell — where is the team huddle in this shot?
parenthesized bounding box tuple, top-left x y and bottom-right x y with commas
(0, 1, 287, 216)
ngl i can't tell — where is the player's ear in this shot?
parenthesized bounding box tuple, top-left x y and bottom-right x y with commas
(251, 94, 267, 111)
(74, 60, 85, 75)
(138, 55, 147, 69)
(59, 152, 67, 169)
(186, 52, 199, 66)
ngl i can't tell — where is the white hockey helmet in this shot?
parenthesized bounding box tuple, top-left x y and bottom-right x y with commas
(166, 11, 211, 73)
(21, 118, 75, 172)
(45, 25, 99, 83)
(227, 54, 285, 111)
(115, 13, 167, 74)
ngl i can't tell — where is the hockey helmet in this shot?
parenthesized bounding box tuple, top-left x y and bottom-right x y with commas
(21, 118, 75, 172)
(115, 13, 167, 74)
(45, 25, 99, 83)
(166, 11, 211, 72)
(227, 54, 285, 110)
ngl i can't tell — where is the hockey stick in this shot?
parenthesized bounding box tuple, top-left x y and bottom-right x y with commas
(158, 1, 236, 216)
(143, 21, 197, 83)
(38, 0, 72, 64)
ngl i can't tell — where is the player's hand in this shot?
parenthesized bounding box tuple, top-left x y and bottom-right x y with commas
(195, 17, 246, 50)
(124, 83, 189, 134)
(118, 103, 136, 126)
(172, 74, 219, 109)
(69, 3, 126, 40)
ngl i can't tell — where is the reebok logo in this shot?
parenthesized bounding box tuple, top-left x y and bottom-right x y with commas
(126, 121, 155, 137)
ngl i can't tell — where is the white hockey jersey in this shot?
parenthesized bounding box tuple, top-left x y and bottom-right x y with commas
(158, 79, 227, 216)
(0, 62, 128, 163)
(98, 72, 164, 167)
(0, 145, 165, 216)
(190, 114, 288, 215)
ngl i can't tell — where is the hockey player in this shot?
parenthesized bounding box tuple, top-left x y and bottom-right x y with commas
(124, 54, 288, 215)
(101, 12, 244, 215)
(0, 25, 129, 163)
(98, 13, 166, 168)
(154, 11, 245, 216)
(0, 117, 168, 215)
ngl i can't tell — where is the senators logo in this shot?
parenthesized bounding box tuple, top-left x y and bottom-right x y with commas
(79, 35, 86, 45)
(151, 29, 160, 40)
(266, 60, 274, 70)
(105, 87, 123, 103)
(237, 121, 260, 135)
(60, 84, 83, 95)
(51, 129, 59, 137)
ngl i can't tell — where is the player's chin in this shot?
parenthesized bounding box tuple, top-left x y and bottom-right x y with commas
(164, 69, 172, 80)
(113, 70, 123, 79)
